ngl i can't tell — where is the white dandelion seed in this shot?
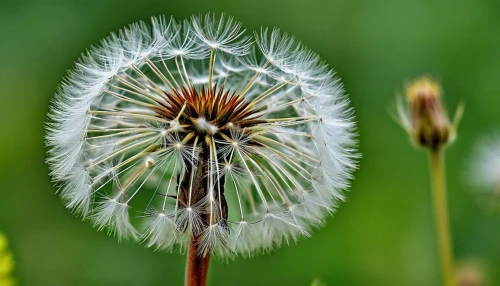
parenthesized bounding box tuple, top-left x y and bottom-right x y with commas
(45, 13, 358, 258)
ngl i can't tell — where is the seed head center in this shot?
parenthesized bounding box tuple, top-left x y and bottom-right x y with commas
(154, 85, 260, 136)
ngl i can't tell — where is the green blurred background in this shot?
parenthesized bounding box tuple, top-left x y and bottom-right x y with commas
(1, 0, 499, 285)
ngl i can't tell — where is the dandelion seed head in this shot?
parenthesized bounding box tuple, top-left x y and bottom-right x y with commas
(469, 134, 500, 191)
(45, 13, 358, 257)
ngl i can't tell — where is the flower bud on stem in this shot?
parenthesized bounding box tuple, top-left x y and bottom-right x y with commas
(395, 76, 463, 286)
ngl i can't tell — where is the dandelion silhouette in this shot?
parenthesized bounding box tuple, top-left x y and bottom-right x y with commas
(45, 13, 358, 285)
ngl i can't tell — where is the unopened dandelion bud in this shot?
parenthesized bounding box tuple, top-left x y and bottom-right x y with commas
(408, 77, 450, 149)
(397, 76, 462, 151)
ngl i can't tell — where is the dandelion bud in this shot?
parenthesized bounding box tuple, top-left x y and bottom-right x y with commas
(398, 76, 455, 150)
(45, 13, 358, 257)
(396, 76, 464, 151)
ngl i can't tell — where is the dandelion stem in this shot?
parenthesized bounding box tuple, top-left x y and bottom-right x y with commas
(185, 234, 211, 286)
(429, 149, 455, 286)
(181, 142, 214, 286)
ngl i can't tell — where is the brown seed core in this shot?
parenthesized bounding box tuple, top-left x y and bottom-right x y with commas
(153, 85, 262, 134)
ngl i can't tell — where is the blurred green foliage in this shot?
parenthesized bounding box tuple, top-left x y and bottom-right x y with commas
(0, 233, 15, 286)
(1, 0, 499, 285)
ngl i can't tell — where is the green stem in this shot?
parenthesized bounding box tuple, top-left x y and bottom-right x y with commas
(429, 149, 455, 286)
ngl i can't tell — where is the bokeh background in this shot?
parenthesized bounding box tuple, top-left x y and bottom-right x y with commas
(1, 0, 500, 285)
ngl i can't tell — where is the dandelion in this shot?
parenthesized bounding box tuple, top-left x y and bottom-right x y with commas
(468, 134, 500, 212)
(395, 76, 463, 286)
(46, 13, 358, 285)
